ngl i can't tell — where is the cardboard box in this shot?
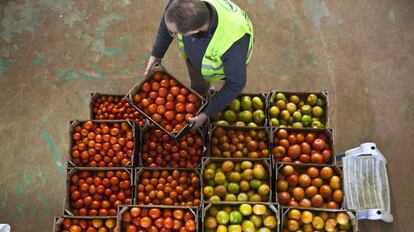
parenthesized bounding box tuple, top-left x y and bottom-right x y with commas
(68, 120, 139, 167)
(134, 167, 202, 206)
(117, 205, 199, 232)
(280, 207, 358, 231)
(272, 127, 336, 165)
(275, 163, 345, 209)
(208, 91, 270, 128)
(138, 124, 206, 168)
(201, 157, 273, 203)
(64, 167, 134, 216)
(126, 63, 207, 140)
(202, 202, 280, 232)
(90, 92, 147, 126)
(53, 215, 117, 231)
(206, 124, 272, 160)
(268, 90, 329, 128)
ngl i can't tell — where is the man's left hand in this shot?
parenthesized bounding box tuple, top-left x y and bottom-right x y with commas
(187, 113, 208, 130)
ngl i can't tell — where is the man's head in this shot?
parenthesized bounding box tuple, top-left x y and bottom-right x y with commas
(165, 0, 209, 36)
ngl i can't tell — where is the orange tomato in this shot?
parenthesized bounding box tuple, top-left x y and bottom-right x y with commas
(185, 113, 193, 120)
(174, 124, 183, 131)
(153, 72, 163, 81)
(175, 103, 185, 113)
(160, 79, 169, 88)
(151, 81, 160, 91)
(180, 88, 189, 96)
(158, 87, 168, 97)
(176, 94, 186, 103)
(155, 97, 166, 105)
(141, 99, 150, 107)
(185, 103, 196, 113)
(170, 86, 180, 96)
(175, 114, 184, 122)
(165, 111, 175, 121)
(310, 153, 323, 164)
(141, 82, 151, 93)
(165, 101, 175, 110)
(169, 79, 178, 86)
(130, 207, 141, 217)
(187, 93, 198, 103)
(152, 113, 162, 123)
(149, 91, 158, 99)
(165, 125, 173, 132)
(156, 105, 166, 115)
(147, 104, 157, 114)
(133, 94, 141, 103)
(166, 93, 174, 101)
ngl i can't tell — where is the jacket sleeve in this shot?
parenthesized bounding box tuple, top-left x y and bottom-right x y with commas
(151, 0, 174, 58)
(203, 34, 250, 116)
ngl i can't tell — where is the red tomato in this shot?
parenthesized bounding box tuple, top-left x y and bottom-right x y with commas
(140, 216, 152, 228)
(126, 225, 137, 232)
(175, 114, 184, 122)
(152, 114, 162, 123)
(158, 87, 168, 97)
(69, 225, 81, 232)
(155, 97, 166, 105)
(160, 79, 169, 88)
(149, 208, 162, 219)
(165, 111, 175, 121)
(162, 209, 172, 218)
(185, 103, 196, 113)
(176, 94, 186, 103)
(165, 101, 175, 110)
(151, 82, 160, 91)
(149, 91, 158, 99)
(157, 105, 166, 115)
(154, 217, 164, 228)
(184, 212, 193, 221)
(148, 104, 157, 114)
(173, 209, 184, 220)
(170, 86, 180, 96)
(141, 82, 151, 93)
(175, 103, 185, 113)
(187, 93, 198, 103)
(166, 93, 175, 101)
(140, 99, 150, 108)
(185, 220, 196, 231)
(130, 207, 141, 217)
(180, 88, 189, 96)
(163, 217, 174, 229)
(169, 79, 178, 86)
(174, 124, 183, 132)
(153, 72, 163, 81)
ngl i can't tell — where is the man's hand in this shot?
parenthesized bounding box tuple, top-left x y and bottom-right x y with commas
(187, 112, 208, 130)
(144, 56, 161, 76)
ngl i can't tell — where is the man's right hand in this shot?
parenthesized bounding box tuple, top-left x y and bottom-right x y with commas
(144, 56, 161, 76)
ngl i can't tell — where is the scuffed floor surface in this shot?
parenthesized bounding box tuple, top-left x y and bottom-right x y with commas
(0, 0, 413, 231)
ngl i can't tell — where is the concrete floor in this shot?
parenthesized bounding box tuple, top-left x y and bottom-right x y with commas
(0, 0, 413, 231)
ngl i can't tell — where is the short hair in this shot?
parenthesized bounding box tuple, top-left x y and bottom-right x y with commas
(165, 0, 209, 33)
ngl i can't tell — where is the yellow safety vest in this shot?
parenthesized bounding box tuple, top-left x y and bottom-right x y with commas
(177, 0, 254, 82)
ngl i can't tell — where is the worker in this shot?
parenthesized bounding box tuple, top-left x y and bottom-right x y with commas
(145, 0, 254, 129)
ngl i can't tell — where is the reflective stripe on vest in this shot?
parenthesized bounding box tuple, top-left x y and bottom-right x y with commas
(177, 35, 187, 59)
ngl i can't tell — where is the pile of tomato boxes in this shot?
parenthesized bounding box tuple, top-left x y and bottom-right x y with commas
(54, 65, 357, 232)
